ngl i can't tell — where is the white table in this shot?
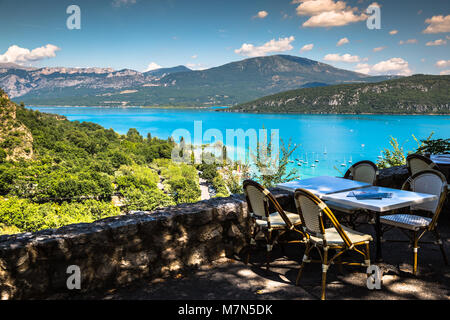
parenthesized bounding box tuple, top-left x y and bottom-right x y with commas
(431, 154, 450, 165)
(322, 186, 438, 261)
(276, 176, 371, 198)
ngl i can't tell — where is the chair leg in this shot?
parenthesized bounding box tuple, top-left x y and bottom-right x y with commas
(264, 230, 272, 271)
(433, 229, 449, 266)
(413, 232, 419, 275)
(296, 244, 311, 286)
(337, 251, 344, 274)
(365, 242, 371, 267)
(245, 224, 258, 265)
(321, 248, 329, 300)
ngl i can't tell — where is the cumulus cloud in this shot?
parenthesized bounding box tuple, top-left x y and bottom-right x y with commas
(303, 10, 366, 27)
(293, 0, 367, 28)
(423, 15, 450, 34)
(324, 53, 360, 63)
(186, 63, 208, 70)
(144, 62, 162, 72)
(399, 39, 418, 45)
(355, 58, 412, 76)
(435, 60, 450, 68)
(254, 11, 269, 19)
(354, 63, 371, 74)
(440, 70, 450, 75)
(426, 39, 447, 46)
(337, 37, 349, 46)
(0, 44, 60, 64)
(300, 43, 314, 52)
(389, 30, 398, 35)
(234, 36, 295, 57)
(293, 0, 347, 16)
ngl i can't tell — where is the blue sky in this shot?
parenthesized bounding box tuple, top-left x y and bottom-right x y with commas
(0, 0, 449, 75)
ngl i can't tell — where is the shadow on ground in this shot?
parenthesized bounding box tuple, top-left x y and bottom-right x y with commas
(49, 224, 450, 300)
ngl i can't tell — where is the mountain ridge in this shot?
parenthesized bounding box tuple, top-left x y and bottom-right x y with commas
(0, 55, 399, 107)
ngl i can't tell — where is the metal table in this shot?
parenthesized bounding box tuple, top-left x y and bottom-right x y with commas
(322, 186, 438, 261)
(276, 176, 371, 199)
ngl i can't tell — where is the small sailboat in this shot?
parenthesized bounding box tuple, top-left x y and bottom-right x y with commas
(323, 147, 327, 155)
(341, 156, 347, 167)
(348, 156, 353, 164)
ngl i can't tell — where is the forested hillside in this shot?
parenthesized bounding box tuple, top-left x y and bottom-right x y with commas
(0, 90, 214, 235)
(226, 75, 450, 114)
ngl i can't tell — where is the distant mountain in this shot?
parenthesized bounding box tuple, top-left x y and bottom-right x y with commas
(225, 75, 450, 114)
(0, 55, 398, 106)
(144, 65, 191, 78)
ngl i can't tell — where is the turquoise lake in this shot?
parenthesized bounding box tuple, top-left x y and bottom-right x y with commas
(28, 106, 450, 179)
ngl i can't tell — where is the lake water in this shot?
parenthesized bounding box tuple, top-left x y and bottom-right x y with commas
(28, 106, 450, 179)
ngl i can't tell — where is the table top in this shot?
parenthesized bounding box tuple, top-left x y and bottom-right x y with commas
(322, 186, 438, 212)
(276, 176, 371, 198)
(431, 154, 450, 165)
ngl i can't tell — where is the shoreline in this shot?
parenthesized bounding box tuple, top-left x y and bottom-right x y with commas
(25, 105, 450, 116)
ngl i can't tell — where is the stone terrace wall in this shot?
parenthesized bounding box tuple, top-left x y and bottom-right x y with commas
(0, 190, 294, 300)
(0, 166, 413, 299)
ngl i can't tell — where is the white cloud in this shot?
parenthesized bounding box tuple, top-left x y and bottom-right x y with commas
(435, 60, 450, 68)
(389, 30, 398, 35)
(255, 11, 269, 19)
(186, 63, 207, 70)
(300, 43, 314, 52)
(426, 39, 447, 46)
(294, 0, 347, 16)
(191, 55, 198, 59)
(354, 63, 371, 74)
(440, 70, 450, 75)
(303, 10, 367, 27)
(293, 0, 367, 28)
(399, 39, 418, 45)
(337, 37, 349, 46)
(423, 15, 450, 34)
(112, 0, 136, 7)
(357, 58, 412, 76)
(235, 36, 295, 57)
(324, 53, 360, 63)
(0, 44, 60, 64)
(144, 62, 162, 72)
(373, 46, 386, 52)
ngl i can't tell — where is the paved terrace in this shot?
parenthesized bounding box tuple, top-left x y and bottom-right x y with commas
(49, 223, 450, 300)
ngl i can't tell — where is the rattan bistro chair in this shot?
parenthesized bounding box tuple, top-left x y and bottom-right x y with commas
(326, 160, 379, 228)
(380, 169, 448, 275)
(243, 180, 304, 270)
(294, 188, 372, 300)
(406, 153, 439, 176)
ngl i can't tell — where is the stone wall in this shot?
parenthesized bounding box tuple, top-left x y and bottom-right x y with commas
(0, 166, 417, 299)
(0, 190, 294, 300)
